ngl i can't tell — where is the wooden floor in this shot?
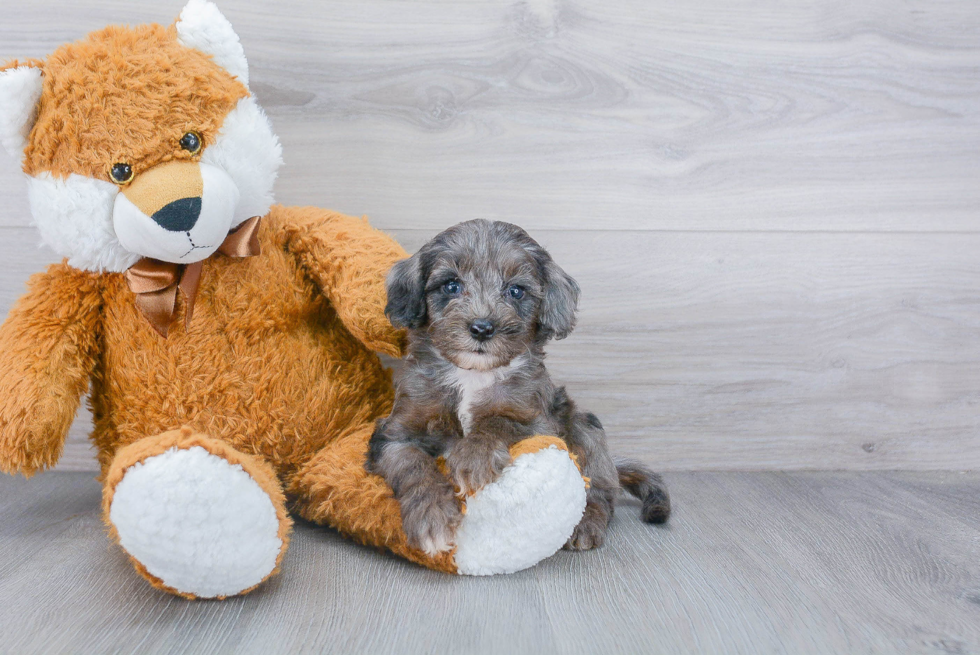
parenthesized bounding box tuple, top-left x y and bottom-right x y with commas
(1, 471, 978, 654)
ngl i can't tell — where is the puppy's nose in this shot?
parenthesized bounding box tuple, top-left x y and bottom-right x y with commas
(469, 319, 495, 342)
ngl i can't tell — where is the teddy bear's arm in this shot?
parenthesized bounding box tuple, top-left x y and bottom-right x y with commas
(0, 264, 103, 476)
(281, 206, 408, 358)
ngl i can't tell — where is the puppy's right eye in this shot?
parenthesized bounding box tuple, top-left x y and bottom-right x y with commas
(442, 279, 463, 295)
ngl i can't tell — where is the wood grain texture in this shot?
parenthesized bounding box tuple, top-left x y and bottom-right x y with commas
(1, 471, 978, 654)
(1, 0, 978, 232)
(1, 0, 979, 471)
(3, 226, 979, 471)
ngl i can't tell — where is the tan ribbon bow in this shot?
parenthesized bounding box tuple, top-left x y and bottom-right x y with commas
(124, 216, 263, 338)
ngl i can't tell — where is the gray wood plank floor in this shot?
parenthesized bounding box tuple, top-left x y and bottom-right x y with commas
(1, 471, 978, 654)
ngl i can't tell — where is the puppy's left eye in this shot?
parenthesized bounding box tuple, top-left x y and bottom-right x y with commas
(443, 279, 463, 295)
(507, 285, 525, 300)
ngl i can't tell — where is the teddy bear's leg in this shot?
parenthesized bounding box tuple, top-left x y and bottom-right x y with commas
(289, 426, 586, 576)
(287, 422, 458, 573)
(451, 436, 587, 575)
(102, 427, 291, 599)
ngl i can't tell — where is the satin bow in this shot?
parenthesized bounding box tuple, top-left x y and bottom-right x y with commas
(124, 215, 262, 338)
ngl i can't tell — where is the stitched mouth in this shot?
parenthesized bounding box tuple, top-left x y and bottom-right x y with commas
(180, 232, 212, 259)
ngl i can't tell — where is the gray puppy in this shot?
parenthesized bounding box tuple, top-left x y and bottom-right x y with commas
(367, 219, 670, 555)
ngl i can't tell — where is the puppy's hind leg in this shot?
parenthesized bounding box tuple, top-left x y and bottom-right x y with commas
(557, 395, 620, 551)
(616, 460, 671, 524)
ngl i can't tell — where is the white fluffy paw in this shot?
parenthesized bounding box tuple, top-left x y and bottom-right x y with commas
(109, 446, 284, 598)
(453, 445, 587, 575)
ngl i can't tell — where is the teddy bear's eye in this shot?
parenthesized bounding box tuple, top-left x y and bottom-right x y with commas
(179, 131, 202, 154)
(110, 163, 134, 185)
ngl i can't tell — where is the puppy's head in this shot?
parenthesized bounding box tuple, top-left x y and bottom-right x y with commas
(386, 219, 580, 371)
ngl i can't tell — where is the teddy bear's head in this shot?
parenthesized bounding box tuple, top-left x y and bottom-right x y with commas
(0, 0, 282, 272)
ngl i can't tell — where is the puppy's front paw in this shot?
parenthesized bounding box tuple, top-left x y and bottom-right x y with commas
(400, 483, 463, 555)
(446, 439, 512, 495)
(564, 503, 611, 551)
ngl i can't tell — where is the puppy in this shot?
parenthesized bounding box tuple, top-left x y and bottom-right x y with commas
(367, 219, 670, 555)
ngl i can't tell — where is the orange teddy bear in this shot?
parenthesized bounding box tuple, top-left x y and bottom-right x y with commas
(0, 1, 586, 598)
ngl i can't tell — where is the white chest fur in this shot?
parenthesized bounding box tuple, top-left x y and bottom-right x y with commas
(448, 356, 527, 436)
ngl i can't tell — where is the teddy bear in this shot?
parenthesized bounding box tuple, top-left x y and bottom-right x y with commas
(0, 1, 587, 598)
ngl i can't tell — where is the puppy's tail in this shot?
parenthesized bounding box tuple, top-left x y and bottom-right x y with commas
(616, 460, 671, 524)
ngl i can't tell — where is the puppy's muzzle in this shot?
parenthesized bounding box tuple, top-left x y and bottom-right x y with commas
(123, 161, 204, 232)
(469, 318, 496, 342)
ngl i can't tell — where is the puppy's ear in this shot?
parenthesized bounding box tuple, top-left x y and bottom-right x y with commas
(385, 254, 428, 329)
(539, 259, 580, 340)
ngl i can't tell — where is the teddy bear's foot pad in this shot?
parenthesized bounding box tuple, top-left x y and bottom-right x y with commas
(453, 440, 587, 576)
(109, 445, 284, 598)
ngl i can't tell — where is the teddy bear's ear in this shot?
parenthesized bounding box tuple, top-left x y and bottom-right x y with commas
(175, 0, 249, 87)
(0, 64, 43, 161)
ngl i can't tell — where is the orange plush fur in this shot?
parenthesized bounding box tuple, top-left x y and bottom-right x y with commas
(0, 204, 450, 570)
(19, 24, 247, 181)
(0, 18, 451, 584)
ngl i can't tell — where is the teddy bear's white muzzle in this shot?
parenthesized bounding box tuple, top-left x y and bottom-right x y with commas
(113, 162, 240, 264)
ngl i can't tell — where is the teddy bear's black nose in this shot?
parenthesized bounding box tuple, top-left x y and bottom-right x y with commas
(151, 197, 202, 232)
